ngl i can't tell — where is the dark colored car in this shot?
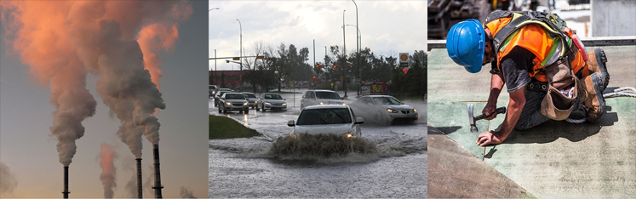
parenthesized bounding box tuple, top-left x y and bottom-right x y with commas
(218, 93, 249, 114)
(213, 88, 233, 107)
(241, 92, 258, 109)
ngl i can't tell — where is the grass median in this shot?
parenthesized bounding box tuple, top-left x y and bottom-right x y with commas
(209, 115, 261, 139)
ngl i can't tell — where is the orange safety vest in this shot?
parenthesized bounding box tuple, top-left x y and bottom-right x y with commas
(484, 13, 588, 82)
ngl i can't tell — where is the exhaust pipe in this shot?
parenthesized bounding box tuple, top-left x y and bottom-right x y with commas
(63, 166, 70, 199)
(152, 144, 163, 199)
(136, 158, 142, 199)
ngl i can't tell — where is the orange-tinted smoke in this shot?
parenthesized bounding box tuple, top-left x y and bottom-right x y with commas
(137, 23, 179, 89)
(137, 0, 192, 89)
(99, 143, 118, 198)
(1, 1, 97, 166)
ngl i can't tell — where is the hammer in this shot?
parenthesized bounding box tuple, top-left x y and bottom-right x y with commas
(467, 104, 506, 133)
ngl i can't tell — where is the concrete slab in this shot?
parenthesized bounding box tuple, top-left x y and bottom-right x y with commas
(427, 46, 636, 198)
(428, 125, 532, 199)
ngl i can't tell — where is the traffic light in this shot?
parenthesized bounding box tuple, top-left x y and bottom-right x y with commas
(333, 65, 338, 69)
(313, 76, 316, 84)
(315, 64, 321, 68)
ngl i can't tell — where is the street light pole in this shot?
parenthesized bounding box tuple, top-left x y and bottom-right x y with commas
(214, 49, 217, 85)
(236, 19, 242, 91)
(342, 9, 348, 98)
(352, 0, 360, 96)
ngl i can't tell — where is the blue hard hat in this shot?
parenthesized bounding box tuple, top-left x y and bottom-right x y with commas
(446, 19, 485, 73)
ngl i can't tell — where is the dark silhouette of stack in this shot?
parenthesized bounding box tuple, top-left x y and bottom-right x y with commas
(63, 166, 70, 199)
(152, 144, 163, 199)
(136, 158, 143, 199)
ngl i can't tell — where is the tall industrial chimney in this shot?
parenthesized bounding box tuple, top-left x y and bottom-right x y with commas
(63, 166, 70, 199)
(152, 144, 163, 199)
(136, 158, 143, 199)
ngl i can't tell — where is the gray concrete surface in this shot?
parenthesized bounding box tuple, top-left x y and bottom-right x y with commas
(428, 125, 532, 199)
(427, 46, 636, 198)
(592, 0, 636, 37)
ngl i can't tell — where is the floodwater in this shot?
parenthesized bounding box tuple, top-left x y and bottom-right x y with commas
(209, 89, 427, 198)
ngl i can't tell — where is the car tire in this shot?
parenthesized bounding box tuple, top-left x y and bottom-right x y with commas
(245, 110, 249, 114)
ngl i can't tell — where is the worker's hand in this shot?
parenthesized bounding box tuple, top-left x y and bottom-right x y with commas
(482, 103, 498, 120)
(476, 130, 503, 147)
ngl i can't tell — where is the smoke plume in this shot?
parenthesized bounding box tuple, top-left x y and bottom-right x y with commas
(0, 163, 18, 195)
(0, 1, 97, 166)
(121, 156, 137, 198)
(180, 187, 196, 198)
(0, 1, 192, 162)
(98, 143, 118, 198)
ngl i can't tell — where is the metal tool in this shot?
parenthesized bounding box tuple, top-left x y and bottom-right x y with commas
(467, 104, 506, 133)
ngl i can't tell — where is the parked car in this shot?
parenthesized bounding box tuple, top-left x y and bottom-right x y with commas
(209, 85, 218, 98)
(256, 93, 287, 112)
(218, 93, 249, 114)
(300, 90, 345, 109)
(241, 92, 258, 109)
(350, 95, 418, 125)
(287, 105, 364, 137)
(213, 88, 233, 107)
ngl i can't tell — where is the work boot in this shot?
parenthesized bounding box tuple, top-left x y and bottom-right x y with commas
(582, 73, 606, 122)
(587, 48, 609, 90)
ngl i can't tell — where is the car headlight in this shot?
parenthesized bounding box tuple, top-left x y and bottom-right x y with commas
(255, 101, 258, 104)
(344, 133, 354, 138)
(320, 102, 324, 105)
(282, 103, 287, 106)
(243, 102, 248, 106)
(387, 108, 398, 113)
(413, 109, 417, 113)
(265, 102, 271, 105)
(342, 102, 346, 105)
(225, 102, 231, 105)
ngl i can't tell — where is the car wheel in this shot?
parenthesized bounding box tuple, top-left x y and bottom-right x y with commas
(245, 110, 249, 114)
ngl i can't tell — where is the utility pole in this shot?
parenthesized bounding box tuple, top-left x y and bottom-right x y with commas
(236, 19, 242, 91)
(313, 39, 316, 89)
(214, 49, 217, 85)
(342, 10, 348, 98)
(352, 0, 360, 96)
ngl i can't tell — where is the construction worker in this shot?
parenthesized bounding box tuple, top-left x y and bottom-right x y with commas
(446, 11, 610, 146)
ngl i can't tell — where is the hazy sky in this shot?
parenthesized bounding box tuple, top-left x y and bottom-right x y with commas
(0, 1, 208, 198)
(209, 1, 427, 71)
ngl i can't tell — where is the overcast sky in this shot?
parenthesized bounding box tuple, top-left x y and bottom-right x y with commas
(0, 1, 208, 198)
(209, 0, 427, 71)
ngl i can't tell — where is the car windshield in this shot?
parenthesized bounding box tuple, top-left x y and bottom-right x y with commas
(373, 97, 401, 105)
(315, 91, 340, 99)
(226, 94, 245, 99)
(243, 94, 256, 98)
(264, 94, 282, 100)
(296, 108, 352, 125)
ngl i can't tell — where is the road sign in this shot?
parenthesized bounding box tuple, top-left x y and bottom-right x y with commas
(399, 52, 409, 68)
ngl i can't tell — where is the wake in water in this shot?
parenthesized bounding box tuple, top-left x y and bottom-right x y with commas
(210, 130, 426, 164)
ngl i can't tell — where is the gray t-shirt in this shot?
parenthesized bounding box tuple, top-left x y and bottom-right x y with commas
(500, 47, 536, 93)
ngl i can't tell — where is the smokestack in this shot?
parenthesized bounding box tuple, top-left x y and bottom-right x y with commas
(152, 144, 163, 199)
(136, 158, 143, 199)
(63, 166, 70, 199)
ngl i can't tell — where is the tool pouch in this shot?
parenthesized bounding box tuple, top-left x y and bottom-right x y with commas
(540, 59, 581, 120)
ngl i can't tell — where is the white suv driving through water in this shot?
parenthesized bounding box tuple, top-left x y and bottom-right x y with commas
(300, 90, 345, 109)
(287, 105, 364, 137)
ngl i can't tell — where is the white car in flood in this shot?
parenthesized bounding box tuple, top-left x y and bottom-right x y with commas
(287, 105, 364, 137)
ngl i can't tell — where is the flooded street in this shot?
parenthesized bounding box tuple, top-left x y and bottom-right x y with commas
(209, 89, 427, 198)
